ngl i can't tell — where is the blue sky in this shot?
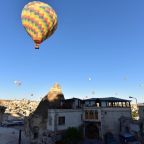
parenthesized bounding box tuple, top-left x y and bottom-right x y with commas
(0, 0, 144, 103)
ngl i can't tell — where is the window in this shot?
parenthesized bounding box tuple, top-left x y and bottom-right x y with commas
(81, 114, 83, 120)
(33, 126, 39, 139)
(108, 102, 112, 107)
(58, 116, 65, 125)
(89, 110, 94, 119)
(85, 110, 89, 119)
(49, 116, 52, 125)
(95, 110, 98, 119)
(122, 102, 126, 107)
(34, 132, 38, 139)
(96, 103, 99, 107)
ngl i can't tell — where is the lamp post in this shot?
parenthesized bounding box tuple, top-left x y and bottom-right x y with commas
(129, 96, 138, 106)
(18, 129, 21, 144)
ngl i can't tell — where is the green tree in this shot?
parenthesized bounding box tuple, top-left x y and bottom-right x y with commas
(63, 127, 83, 144)
(132, 110, 139, 119)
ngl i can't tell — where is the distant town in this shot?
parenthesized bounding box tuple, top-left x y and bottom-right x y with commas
(0, 83, 144, 144)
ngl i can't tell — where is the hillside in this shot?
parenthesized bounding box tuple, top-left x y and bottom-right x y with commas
(0, 99, 39, 119)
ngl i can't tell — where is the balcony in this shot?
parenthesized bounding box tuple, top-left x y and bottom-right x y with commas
(83, 109, 101, 122)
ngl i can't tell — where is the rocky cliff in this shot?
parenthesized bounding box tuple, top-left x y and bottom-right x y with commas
(25, 83, 65, 144)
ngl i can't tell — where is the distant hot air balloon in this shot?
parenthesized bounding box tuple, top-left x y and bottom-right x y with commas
(123, 76, 128, 81)
(14, 80, 22, 86)
(88, 77, 91, 81)
(91, 91, 95, 95)
(30, 93, 34, 96)
(139, 83, 144, 88)
(21, 1, 58, 49)
(114, 92, 118, 96)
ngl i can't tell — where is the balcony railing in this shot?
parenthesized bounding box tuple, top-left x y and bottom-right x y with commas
(84, 110, 100, 121)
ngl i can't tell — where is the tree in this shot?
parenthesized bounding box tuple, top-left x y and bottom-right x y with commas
(63, 127, 83, 144)
(132, 110, 139, 119)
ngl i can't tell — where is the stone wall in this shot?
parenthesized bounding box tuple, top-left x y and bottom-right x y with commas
(101, 107, 131, 137)
(47, 109, 83, 131)
(138, 105, 144, 120)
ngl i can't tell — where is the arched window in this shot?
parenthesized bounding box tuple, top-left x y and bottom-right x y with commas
(89, 110, 94, 119)
(96, 103, 99, 107)
(85, 110, 89, 119)
(95, 110, 98, 120)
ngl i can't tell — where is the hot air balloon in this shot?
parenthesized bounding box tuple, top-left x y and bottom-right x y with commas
(30, 93, 34, 96)
(88, 77, 91, 81)
(91, 91, 95, 95)
(14, 80, 22, 86)
(21, 1, 58, 49)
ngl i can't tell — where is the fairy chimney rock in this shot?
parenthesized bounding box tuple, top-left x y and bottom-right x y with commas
(33, 83, 65, 116)
(47, 83, 64, 101)
(49, 83, 62, 93)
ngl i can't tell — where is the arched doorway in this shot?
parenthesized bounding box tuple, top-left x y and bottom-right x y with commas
(85, 123, 99, 139)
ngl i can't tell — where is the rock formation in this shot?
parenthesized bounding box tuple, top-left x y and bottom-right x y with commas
(25, 83, 65, 144)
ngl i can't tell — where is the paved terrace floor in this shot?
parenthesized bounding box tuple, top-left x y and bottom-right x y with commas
(0, 127, 29, 144)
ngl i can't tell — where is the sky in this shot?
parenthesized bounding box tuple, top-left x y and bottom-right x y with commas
(0, 0, 144, 103)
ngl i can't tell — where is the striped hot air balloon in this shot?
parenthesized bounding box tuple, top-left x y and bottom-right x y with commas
(21, 1, 58, 49)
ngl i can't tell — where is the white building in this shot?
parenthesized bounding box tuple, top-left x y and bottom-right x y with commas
(46, 98, 83, 139)
(47, 109, 83, 132)
(83, 97, 131, 139)
(46, 97, 132, 139)
(25, 83, 133, 143)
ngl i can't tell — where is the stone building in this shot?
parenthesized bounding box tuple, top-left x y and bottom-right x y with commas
(47, 98, 83, 141)
(138, 103, 144, 136)
(119, 117, 140, 134)
(25, 84, 132, 143)
(83, 97, 131, 139)
(47, 97, 132, 140)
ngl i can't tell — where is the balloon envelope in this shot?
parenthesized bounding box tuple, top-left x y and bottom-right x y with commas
(21, 1, 58, 49)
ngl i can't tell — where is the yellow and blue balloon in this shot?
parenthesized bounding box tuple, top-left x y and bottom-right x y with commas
(21, 1, 58, 49)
